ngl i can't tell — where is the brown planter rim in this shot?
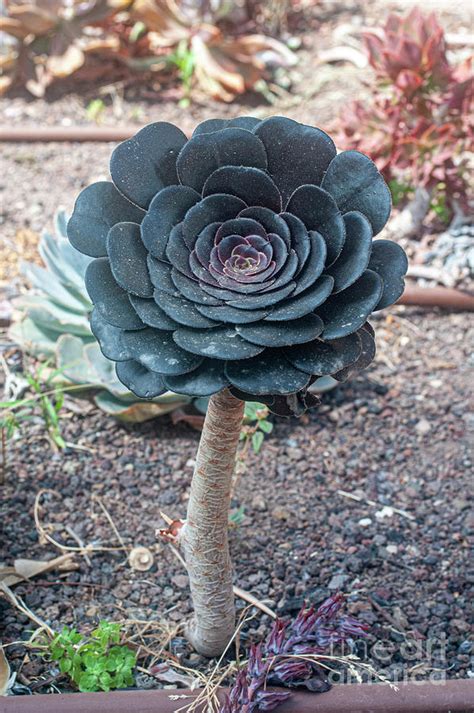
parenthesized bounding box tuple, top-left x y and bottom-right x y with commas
(0, 127, 136, 143)
(398, 286, 474, 311)
(3, 680, 474, 713)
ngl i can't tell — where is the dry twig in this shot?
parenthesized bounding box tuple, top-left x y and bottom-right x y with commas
(337, 489, 415, 521)
(34, 489, 127, 555)
(0, 582, 54, 638)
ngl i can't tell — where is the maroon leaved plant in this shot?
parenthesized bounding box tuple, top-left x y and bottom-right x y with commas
(221, 593, 369, 712)
(363, 8, 451, 90)
(337, 7, 473, 210)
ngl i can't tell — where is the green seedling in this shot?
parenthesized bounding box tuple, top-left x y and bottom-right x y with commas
(42, 621, 136, 693)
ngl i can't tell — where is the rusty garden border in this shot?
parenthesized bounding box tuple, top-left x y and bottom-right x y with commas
(3, 680, 474, 712)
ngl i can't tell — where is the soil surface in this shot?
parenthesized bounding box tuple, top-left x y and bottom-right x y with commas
(1, 307, 473, 691)
(1, 0, 472, 698)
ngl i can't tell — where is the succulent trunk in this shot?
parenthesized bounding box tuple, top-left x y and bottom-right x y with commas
(180, 388, 245, 657)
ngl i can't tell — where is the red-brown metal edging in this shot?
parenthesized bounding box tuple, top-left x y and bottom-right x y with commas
(2, 680, 474, 713)
(398, 286, 474, 311)
(0, 127, 136, 142)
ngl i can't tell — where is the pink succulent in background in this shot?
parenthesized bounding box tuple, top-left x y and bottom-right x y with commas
(337, 7, 473, 212)
(363, 8, 452, 91)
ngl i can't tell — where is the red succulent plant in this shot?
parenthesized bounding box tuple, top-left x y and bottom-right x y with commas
(363, 8, 451, 92)
(337, 7, 473, 210)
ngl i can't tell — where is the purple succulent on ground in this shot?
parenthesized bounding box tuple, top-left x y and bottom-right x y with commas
(220, 593, 369, 712)
(222, 665, 292, 713)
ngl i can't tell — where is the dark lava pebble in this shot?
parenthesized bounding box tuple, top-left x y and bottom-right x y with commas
(1, 308, 472, 692)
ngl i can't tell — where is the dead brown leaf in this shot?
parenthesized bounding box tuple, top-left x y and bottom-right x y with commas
(0, 646, 12, 697)
(81, 36, 121, 56)
(0, 17, 30, 40)
(8, 5, 57, 36)
(0, 76, 14, 97)
(0, 553, 77, 587)
(195, 29, 297, 101)
(47, 45, 85, 78)
(131, 0, 189, 46)
(148, 662, 197, 688)
(170, 408, 205, 431)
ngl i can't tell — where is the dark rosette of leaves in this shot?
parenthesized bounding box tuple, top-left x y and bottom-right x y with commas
(221, 592, 369, 712)
(68, 117, 408, 414)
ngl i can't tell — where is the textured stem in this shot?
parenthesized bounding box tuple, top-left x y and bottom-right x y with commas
(180, 388, 244, 657)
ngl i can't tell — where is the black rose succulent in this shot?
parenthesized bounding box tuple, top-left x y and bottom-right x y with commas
(68, 116, 408, 415)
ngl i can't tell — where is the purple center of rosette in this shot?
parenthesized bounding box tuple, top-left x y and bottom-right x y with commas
(209, 232, 283, 284)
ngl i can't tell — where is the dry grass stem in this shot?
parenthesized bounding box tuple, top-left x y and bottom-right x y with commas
(93, 496, 127, 551)
(34, 489, 127, 555)
(0, 582, 54, 638)
(337, 489, 415, 521)
(175, 607, 258, 713)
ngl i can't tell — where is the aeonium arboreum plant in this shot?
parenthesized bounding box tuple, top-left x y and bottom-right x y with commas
(67, 115, 408, 656)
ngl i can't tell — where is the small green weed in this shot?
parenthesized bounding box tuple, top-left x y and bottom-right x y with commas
(231, 402, 273, 502)
(0, 360, 66, 450)
(168, 39, 195, 107)
(241, 401, 273, 454)
(430, 183, 451, 223)
(229, 504, 246, 527)
(388, 179, 414, 207)
(43, 621, 136, 692)
(129, 20, 146, 43)
(85, 98, 106, 123)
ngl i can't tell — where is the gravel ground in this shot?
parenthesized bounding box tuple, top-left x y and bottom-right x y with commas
(1, 308, 473, 691)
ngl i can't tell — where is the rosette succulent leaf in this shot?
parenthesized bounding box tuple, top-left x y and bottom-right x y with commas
(68, 117, 408, 414)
